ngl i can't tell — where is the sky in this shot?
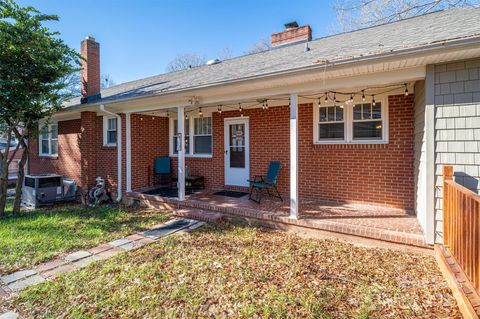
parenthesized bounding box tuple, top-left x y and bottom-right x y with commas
(16, 0, 336, 85)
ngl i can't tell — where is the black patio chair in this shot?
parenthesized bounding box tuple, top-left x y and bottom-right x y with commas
(154, 156, 172, 188)
(248, 161, 282, 203)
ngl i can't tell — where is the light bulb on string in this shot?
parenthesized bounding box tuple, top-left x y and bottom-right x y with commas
(185, 113, 188, 120)
(404, 83, 409, 96)
(362, 90, 366, 102)
(372, 95, 376, 107)
(218, 105, 222, 114)
(317, 98, 321, 108)
(265, 100, 269, 110)
(324, 93, 328, 103)
(199, 107, 203, 118)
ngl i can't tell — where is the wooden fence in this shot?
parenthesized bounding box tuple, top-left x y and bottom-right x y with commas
(443, 165, 480, 294)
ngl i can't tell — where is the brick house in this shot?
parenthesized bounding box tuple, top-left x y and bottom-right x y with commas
(29, 8, 480, 245)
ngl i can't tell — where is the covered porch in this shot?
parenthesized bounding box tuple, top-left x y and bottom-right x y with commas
(117, 65, 430, 249)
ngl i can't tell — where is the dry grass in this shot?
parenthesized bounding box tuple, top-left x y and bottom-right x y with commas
(11, 223, 460, 318)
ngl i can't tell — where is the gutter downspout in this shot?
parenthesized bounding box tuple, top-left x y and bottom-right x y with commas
(99, 104, 122, 202)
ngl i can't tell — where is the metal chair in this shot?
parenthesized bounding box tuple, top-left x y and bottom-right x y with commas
(248, 161, 282, 203)
(154, 156, 172, 188)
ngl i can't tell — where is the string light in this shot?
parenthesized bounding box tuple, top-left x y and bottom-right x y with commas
(238, 103, 243, 113)
(217, 105, 222, 114)
(362, 90, 366, 101)
(185, 113, 188, 120)
(372, 95, 376, 106)
(166, 110, 169, 118)
(404, 83, 409, 96)
(317, 97, 321, 108)
(265, 100, 269, 110)
(198, 107, 203, 118)
(324, 92, 328, 103)
(349, 94, 354, 103)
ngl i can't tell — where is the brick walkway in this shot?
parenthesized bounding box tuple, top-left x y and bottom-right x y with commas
(0, 218, 204, 318)
(128, 189, 429, 248)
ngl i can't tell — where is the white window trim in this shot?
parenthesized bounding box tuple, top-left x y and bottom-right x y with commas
(39, 123, 58, 157)
(103, 116, 118, 147)
(169, 112, 213, 158)
(313, 97, 389, 144)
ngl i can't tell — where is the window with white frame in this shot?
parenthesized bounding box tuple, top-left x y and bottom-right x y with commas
(39, 123, 58, 156)
(173, 118, 190, 154)
(103, 117, 117, 146)
(170, 115, 213, 156)
(314, 99, 387, 144)
(193, 117, 212, 154)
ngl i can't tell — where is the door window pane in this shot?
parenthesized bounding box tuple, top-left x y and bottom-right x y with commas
(229, 124, 245, 168)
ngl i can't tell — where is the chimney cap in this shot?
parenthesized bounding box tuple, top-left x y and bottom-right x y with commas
(284, 21, 299, 29)
(85, 36, 96, 41)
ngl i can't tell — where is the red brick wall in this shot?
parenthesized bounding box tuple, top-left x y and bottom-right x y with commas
(298, 94, 415, 210)
(130, 114, 169, 190)
(165, 94, 415, 211)
(30, 94, 414, 211)
(29, 119, 82, 185)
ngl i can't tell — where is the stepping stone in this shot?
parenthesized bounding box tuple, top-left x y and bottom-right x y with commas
(0, 311, 19, 319)
(41, 263, 76, 279)
(65, 251, 91, 262)
(73, 255, 101, 268)
(96, 247, 124, 260)
(1, 269, 36, 285)
(0, 286, 10, 298)
(126, 234, 145, 241)
(118, 242, 136, 251)
(35, 258, 67, 273)
(140, 218, 198, 239)
(108, 238, 132, 247)
(89, 243, 113, 255)
(8, 275, 45, 291)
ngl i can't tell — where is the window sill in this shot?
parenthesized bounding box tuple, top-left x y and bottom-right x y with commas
(312, 142, 388, 150)
(169, 154, 213, 159)
(102, 145, 117, 149)
(39, 154, 58, 159)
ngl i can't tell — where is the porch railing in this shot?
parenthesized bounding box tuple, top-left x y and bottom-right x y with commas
(443, 165, 480, 294)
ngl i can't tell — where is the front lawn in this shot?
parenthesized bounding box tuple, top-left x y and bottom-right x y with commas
(0, 204, 170, 274)
(11, 223, 460, 318)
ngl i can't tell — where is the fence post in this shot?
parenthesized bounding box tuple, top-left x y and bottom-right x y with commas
(443, 165, 453, 247)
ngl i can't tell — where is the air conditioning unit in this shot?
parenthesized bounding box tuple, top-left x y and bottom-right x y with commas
(22, 174, 64, 208)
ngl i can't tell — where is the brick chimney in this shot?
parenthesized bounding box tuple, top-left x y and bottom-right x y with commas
(80, 36, 101, 103)
(271, 21, 312, 47)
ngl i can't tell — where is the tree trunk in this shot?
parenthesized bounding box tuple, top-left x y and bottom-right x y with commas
(12, 145, 28, 215)
(0, 158, 8, 218)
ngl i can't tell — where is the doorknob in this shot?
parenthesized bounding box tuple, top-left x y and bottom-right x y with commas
(225, 150, 228, 154)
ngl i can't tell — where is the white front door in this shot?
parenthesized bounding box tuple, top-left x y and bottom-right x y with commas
(224, 118, 249, 187)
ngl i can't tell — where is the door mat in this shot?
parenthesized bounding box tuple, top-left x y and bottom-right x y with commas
(213, 190, 249, 198)
(143, 188, 193, 197)
(140, 218, 198, 239)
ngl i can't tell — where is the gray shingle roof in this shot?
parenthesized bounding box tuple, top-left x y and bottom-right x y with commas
(65, 7, 480, 109)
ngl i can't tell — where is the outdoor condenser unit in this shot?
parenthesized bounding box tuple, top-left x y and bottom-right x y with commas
(22, 174, 64, 208)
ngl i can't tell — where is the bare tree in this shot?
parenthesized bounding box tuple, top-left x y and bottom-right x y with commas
(61, 72, 116, 97)
(166, 53, 207, 72)
(101, 73, 116, 89)
(332, 0, 479, 33)
(217, 46, 234, 60)
(245, 38, 272, 54)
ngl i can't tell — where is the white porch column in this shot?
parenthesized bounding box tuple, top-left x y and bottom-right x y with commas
(177, 106, 186, 201)
(126, 112, 132, 192)
(289, 93, 299, 219)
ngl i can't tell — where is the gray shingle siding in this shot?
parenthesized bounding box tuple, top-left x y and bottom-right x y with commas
(434, 58, 480, 243)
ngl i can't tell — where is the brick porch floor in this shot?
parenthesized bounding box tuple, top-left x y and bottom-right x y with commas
(127, 189, 429, 249)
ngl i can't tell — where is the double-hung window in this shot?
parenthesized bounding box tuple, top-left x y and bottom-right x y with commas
(170, 114, 213, 157)
(193, 117, 212, 154)
(103, 117, 117, 146)
(352, 102, 383, 140)
(318, 106, 344, 140)
(40, 124, 58, 156)
(314, 98, 387, 144)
